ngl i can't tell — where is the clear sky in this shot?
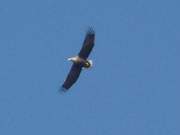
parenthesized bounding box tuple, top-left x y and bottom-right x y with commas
(0, 0, 180, 134)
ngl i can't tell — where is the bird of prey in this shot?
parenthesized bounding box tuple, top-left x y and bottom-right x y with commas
(61, 28, 95, 91)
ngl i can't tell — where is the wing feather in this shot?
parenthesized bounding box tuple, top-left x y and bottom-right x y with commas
(78, 28, 95, 59)
(62, 64, 82, 90)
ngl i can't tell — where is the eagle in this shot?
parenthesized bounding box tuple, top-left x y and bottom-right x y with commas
(61, 28, 95, 91)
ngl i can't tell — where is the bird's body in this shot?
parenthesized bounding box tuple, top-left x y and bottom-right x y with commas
(61, 28, 95, 91)
(68, 56, 92, 68)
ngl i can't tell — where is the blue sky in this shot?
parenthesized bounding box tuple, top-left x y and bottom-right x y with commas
(0, 0, 180, 134)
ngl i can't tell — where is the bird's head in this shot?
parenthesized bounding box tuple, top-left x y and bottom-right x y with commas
(88, 60, 93, 67)
(83, 59, 93, 69)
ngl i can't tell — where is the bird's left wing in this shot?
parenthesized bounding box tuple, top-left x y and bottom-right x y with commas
(62, 64, 82, 91)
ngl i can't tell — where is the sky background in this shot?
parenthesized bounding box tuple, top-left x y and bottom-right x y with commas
(0, 0, 180, 134)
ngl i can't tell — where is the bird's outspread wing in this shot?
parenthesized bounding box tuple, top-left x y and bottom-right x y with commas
(78, 28, 95, 59)
(62, 64, 82, 90)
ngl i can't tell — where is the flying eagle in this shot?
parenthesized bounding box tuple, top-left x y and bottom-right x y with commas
(61, 28, 95, 91)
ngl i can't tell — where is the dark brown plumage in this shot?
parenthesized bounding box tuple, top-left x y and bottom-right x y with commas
(78, 29, 95, 59)
(62, 64, 82, 90)
(61, 28, 95, 91)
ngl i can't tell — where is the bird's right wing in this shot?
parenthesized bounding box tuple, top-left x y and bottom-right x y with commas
(62, 64, 82, 90)
(78, 28, 95, 59)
